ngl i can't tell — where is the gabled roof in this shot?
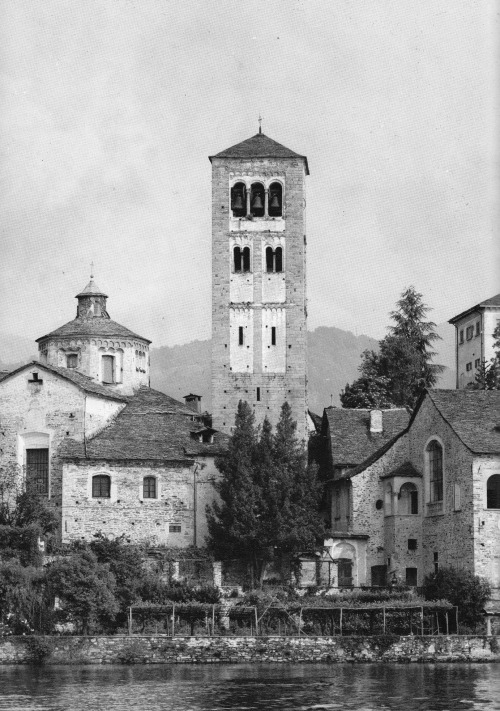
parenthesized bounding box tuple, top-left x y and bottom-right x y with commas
(209, 132, 309, 175)
(36, 317, 151, 344)
(0, 361, 127, 401)
(380, 461, 422, 480)
(449, 293, 500, 324)
(425, 389, 500, 454)
(60, 386, 229, 461)
(324, 407, 410, 468)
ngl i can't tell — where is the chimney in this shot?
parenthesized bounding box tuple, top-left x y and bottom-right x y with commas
(184, 393, 202, 414)
(370, 409, 383, 433)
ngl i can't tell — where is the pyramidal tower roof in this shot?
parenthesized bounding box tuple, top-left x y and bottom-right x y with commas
(75, 277, 108, 298)
(209, 131, 309, 175)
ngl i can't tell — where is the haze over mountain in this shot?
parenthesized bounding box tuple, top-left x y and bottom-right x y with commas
(0, 324, 455, 416)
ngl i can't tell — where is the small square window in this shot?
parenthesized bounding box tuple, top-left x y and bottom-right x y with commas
(169, 524, 181, 533)
(67, 354, 78, 369)
(408, 538, 418, 551)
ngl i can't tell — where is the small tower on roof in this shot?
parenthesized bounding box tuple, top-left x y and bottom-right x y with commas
(36, 269, 151, 394)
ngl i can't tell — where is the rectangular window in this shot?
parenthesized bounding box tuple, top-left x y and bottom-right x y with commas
(475, 321, 480, 336)
(428, 442, 443, 503)
(408, 538, 418, 551)
(466, 362, 472, 372)
(67, 354, 78, 369)
(102, 355, 115, 384)
(238, 326, 244, 346)
(169, 524, 181, 533)
(459, 329, 464, 344)
(466, 325, 474, 340)
(271, 326, 276, 346)
(474, 358, 480, 369)
(256, 387, 261, 402)
(371, 565, 387, 587)
(405, 568, 418, 587)
(92, 475, 110, 498)
(143, 477, 157, 499)
(26, 449, 49, 495)
(410, 490, 419, 514)
(433, 551, 439, 574)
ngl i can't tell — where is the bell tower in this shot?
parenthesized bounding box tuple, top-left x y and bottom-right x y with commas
(209, 129, 309, 439)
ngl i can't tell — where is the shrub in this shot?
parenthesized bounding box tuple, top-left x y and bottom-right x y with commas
(422, 567, 491, 630)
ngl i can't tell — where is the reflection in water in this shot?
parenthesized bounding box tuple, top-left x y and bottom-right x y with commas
(0, 663, 499, 710)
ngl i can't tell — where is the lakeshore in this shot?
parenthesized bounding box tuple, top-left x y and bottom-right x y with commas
(0, 634, 499, 665)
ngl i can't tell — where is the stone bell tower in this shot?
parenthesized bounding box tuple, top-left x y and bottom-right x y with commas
(209, 128, 309, 439)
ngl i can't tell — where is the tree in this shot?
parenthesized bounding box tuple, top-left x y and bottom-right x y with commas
(46, 549, 118, 634)
(422, 567, 490, 630)
(340, 286, 443, 409)
(206, 401, 323, 587)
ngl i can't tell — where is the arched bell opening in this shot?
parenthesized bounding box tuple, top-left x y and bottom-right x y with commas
(275, 246, 283, 273)
(231, 182, 246, 217)
(242, 246, 251, 272)
(268, 181, 283, 217)
(265, 246, 274, 273)
(250, 182, 265, 217)
(233, 246, 242, 272)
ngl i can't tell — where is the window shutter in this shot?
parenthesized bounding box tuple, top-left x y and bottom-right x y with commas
(454, 483, 461, 511)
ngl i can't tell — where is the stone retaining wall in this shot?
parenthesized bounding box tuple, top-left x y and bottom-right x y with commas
(0, 635, 498, 665)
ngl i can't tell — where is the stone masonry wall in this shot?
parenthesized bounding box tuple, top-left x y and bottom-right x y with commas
(211, 156, 308, 440)
(62, 456, 219, 547)
(0, 635, 498, 665)
(0, 368, 121, 509)
(473, 456, 500, 602)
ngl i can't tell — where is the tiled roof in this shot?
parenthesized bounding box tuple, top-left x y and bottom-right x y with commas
(426, 389, 500, 454)
(324, 407, 410, 468)
(60, 386, 229, 461)
(380, 461, 422, 480)
(0, 361, 127, 401)
(209, 132, 310, 174)
(36, 317, 151, 343)
(76, 278, 107, 297)
(449, 293, 500, 323)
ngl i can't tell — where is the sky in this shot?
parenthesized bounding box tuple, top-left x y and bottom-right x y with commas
(1, 0, 499, 349)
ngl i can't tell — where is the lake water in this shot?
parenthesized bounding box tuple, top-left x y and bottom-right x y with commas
(0, 663, 499, 710)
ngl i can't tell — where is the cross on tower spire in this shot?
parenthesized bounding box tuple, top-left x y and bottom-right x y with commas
(258, 114, 263, 134)
(90, 261, 94, 280)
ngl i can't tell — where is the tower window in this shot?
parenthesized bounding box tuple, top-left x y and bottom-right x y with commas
(242, 246, 251, 272)
(238, 327, 244, 346)
(67, 354, 78, 369)
(271, 327, 276, 346)
(26, 448, 49, 495)
(266, 246, 284, 273)
(250, 183, 265, 217)
(231, 182, 246, 217)
(268, 182, 283, 217)
(487, 474, 500, 509)
(102, 355, 115, 384)
(233, 246, 242, 272)
(427, 440, 443, 503)
(266, 246, 274, 273)
(256, 387, 261, 401)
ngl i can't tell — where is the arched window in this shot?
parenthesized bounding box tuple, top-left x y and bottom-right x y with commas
(92, 475, 110, 498)
(143, 476, 157, 499)
(275, 246, 283, 273)
(250, 183, 265, 217)
(268, 181, 283, 217)
(231, 182, 246, 217)
(102, 355, 115, 384)
(427, 440, 443, 502)
(265, 246, 274, 273)
(233, 246, 242, 272)
(242, 246, 251, 272)
(487, 474, 500, 509)
(399, 482, 419, 514)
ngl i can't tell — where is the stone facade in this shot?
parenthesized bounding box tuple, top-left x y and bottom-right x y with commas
(330, 391, 500, 605)
(210, 134, 308, 440)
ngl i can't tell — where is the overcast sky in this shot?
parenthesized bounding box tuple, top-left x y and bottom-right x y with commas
(1, 0, 498, 349)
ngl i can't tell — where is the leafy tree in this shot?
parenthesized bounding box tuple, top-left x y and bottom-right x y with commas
(341, 286, 443, 409)
(422, 567, 490, 629)
(207, 401, 323, 587)
(0, 560, 45, 633)
(46, 549, 118, 634)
